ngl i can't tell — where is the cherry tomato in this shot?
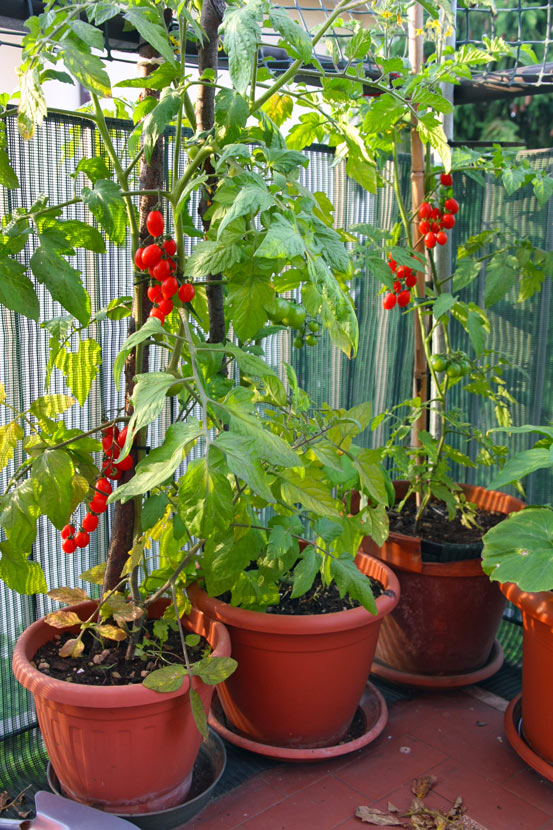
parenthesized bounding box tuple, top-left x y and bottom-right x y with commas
(147, 285, 163, 303)
(431, 354, 447, 372)
(446, 361, 462, 378)
(103, 424, 118, 439)
(116, 427, 128, 448)
(431, 222, 440, 233)
(397, 289, 411, 307)
(383, 293, 397, 310)
(82, 513, 98, 533)
(134, 248, 145, 271)
(293, 336, 304, 349)
(95, 478, 112, 496)
(116, 454, 133, 472)
(430, 207, 441, 219)
(74, 530, 90, 549)
(424, 232, 437, 249)
(418, 202, 432, 220)
(149, 307, 166, 323)
(287, 304, 306, 329)
(168, 258, 177, 272)
(418, 220, 430, 235)
(305, 334, 318, 346)
(146, 210, 164, 238)
(440, 172, 453, 187)
(152, 259, 171, 282)
(163, 238, 177, 256)
(441, 213, 455, 229)
(62, 538, 77, 554)
(405, 272, 417, 288)
(158, 298, 173, 316)
(393, 280, 402, 293)
(396, 265, 407, 280)
(308, 320, 320, 333)
(142, 244, 163, 268)
(444, 197, 459, 215)
(61, 524, 75, 539)
(89, 494, 108, 514)
(161, 277, 179, 299)
(388, 257, 397, 272)
(102, 434, 114, 453)
(178, 283, 195, 303)
(436, 231, 448, 246)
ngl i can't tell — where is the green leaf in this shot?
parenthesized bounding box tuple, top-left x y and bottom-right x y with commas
(279, 468, 342, 518)
(433, 293, 456, 320)
(60, 42, 111, 97)
(286, 113, 326, 151)
(214, 89, 249, 141)
(0, 149, 19, 189)
(189, 687, 208, 739)
(0, 421, 23, 471)
(142, 493, 170, 532)
(113, 421, 202, 504)
(29, 394, 75, 422)
(0, 543, 47, 595)
(482, 507, 553, 591)
(81, 180, 127, 246)
(488, 448, 552, 489)
(291, 546, 320, 598)
(124, 7, 177, 67)
(352, 449, 389, 505)
(0, 254, 39, 320)
(222, 344, 277, 378)
(184, 240, 242, 277)
(75, 157, 111, 184)
(79, 562, 106, 585)
(0, 479, 40, 551)
(31, 449, 74, 529)
(215, 432, 273, 501)
(217, 184, 274, 238)
(178, 457, 234, 537)
(261, 93, 293, 127)
(86, 3, 119, 25)
(143, 90, 181, 163)
(484, 256, 517, 307)
(227, 269, 273, 340)
(30, 232, 90, 326)
(124, 373, 179, 450)
(268, 7, 312, 61)
(143, 664, 187, 693)
(223, 389, 299, 467)
(54, 339, 101, 406)
(467, 311, 487, 357)
(256, 215, 305, 260)
(417, 117, 451, 171)
(330, 555, 377, 614)
(363, 94, 406, 135)
(307, 257, 358, 358)
(192, 656, 238, 685)
(502, 165, 528, 196)
(69, 20, 105, 50)
(452, 259, 481, 293)
(57, 220, 106, 253)
(533, 174, 553, 208)
(114, 63, 180, 90)
(220, 0, 263, 94)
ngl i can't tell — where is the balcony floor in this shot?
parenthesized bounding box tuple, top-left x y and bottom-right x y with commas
(182, 687, 553, 830)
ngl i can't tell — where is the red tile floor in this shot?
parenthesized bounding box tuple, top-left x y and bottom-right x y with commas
(183, 687, 553, 830)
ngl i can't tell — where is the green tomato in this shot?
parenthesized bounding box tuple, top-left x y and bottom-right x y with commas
(287, 303, 307, 330)
(446, 361, 462, 379)
(293, 336, 305, 349)
(430, 355, 447, 373)
(308, 320, 320, 333)
(268, 297, 291, 323)
(305, 334, 318, 347)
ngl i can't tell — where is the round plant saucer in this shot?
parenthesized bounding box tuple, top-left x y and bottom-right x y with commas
(47, 729, 226, 830)
(370, 639, 503, 689)
(208, 681, 388, 762)
(505, 694, 553, 784)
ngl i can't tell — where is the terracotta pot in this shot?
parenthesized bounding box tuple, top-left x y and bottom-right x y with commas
(361, 482, 524, 684)
(188, 554, 399, 749)
(12, 600, 231, 814)
(500, 582, 553, 766)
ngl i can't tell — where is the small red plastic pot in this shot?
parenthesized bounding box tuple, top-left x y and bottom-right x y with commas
(12, 601, 231, 814)
(189, 554, 399, 749)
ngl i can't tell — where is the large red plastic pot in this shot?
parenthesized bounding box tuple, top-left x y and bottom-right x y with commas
(501, 582, 553, 766)
(188, 554, 399, 749)
(12, 601, 231, 814)
(361, 482, 524, 685)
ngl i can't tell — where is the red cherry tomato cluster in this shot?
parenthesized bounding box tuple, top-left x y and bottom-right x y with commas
(134, 211, 195, 327)
(60, 425, 134, 554)
(417, 172, 459, 250)
(382, 255, 418, 311)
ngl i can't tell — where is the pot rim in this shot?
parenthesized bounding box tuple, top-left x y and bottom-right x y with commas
(189, 554, 400, 634)
(12, 600, 231, 707)
(500, 581, 553, 626)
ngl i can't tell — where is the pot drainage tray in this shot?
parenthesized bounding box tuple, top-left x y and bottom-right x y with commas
(208, 680, 387, 762)
(371, 639, 503, 689)
(505, 694, 553, 784)
(47, 728, 226, 829)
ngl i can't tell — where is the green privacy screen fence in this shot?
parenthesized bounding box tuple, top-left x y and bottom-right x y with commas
(0, 113, 551, 787)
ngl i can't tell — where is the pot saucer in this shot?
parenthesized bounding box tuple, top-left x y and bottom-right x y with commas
(505, 694, 553, 784)
(371, 639, 503, 688)
(47, 729, 226, 829)
(207, 681, 387, 762)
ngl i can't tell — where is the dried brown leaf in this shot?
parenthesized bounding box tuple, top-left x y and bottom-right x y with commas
(388, 802, 400, 813)
(44, 610, 82, 629)
(0, 792, 9, 811)
(412, 775, 437, 799)
(48, 587, 88, 605)
(355, 805, 405, 826)
(58, 637, 84, 658)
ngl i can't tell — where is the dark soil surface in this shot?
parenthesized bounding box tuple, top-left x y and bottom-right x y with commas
(265, 573, 385, 615)
(388, 497, 506, 545)
(31, 621, 209, 686)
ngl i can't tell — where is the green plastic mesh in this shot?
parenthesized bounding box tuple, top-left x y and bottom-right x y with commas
(2, 114, 550, 788)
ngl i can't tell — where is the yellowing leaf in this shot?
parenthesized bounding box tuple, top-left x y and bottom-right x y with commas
(58, 637, 84, 658)
(0, 383, 5, 404)
(80, 562, 106, 585)
(48, 587, 88, 605)
(44, 610, 83, 629)
(0, 420, 23, 470)
(94, 623, 127, 641)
